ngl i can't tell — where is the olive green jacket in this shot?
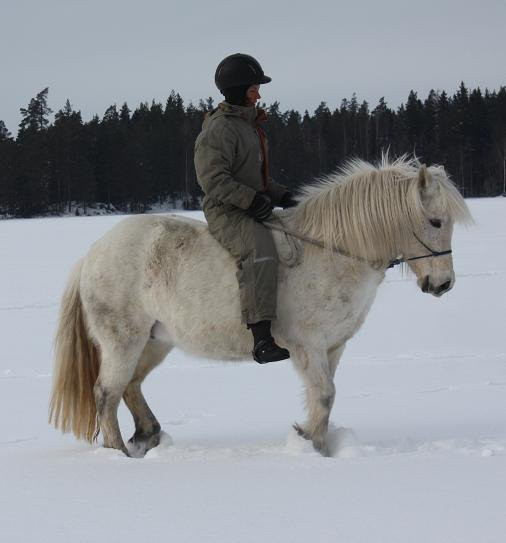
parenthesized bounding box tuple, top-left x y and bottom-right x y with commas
(194, 102, 287, 215)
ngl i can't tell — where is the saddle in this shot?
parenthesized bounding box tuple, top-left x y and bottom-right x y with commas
(267, 214, 302, 268)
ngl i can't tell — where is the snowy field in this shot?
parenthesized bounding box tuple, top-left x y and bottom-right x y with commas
(1, 199, 505, 543)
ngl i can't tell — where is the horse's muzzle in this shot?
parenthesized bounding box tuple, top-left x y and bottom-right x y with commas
(421, 276, 453, 297)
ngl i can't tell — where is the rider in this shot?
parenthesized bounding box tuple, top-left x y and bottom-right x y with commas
(194, 53, 297, 363)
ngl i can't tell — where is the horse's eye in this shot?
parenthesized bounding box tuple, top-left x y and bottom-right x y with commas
(430, 219, 442, 228)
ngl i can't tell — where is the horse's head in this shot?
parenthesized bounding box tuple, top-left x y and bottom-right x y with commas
(292, 156, 472, 290)
(401, 165, 469, 297)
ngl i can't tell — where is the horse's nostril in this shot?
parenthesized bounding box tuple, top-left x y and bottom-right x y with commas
(436, 280, 452, 294)
(421, 276, 430, 293)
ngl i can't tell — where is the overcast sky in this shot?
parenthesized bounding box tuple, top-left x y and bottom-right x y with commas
(1, 0, 505, 134)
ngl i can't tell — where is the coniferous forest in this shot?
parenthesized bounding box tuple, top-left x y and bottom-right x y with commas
(0, 83, 505, 218)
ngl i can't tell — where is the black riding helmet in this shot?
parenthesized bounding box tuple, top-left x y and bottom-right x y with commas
(215, 53, 272, 94)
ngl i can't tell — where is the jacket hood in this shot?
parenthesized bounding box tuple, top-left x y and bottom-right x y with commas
(202, 101, 266, 129)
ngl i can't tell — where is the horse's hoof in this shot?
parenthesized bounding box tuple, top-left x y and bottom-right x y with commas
(293, 423, 310, 440)
(127, 432, 161, 457)
(293, 424, 329, 456)
(312, 440, 330, 457)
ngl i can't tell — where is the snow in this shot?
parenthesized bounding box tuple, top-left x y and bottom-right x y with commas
(1, 199, 505, 543)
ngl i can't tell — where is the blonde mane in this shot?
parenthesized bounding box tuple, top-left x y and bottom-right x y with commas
(293, 155, 473, 265)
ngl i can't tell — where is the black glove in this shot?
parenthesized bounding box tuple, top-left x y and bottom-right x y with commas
(247, 192, 272, 222)
(279, 191, 298, 209)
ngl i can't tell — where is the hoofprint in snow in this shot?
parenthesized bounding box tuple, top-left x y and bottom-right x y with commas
(0, 198, 505, 543)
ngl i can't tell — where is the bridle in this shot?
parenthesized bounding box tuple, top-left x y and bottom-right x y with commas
(264, 219, 452, 270)
(386, 232, 452, 269)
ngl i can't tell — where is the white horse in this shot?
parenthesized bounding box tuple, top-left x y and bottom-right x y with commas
(49, 156, 472, 456)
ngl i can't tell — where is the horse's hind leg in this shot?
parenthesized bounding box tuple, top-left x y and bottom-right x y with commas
(123, 338, 172, 455)
(93, 337, 149, 456)
(292, 345, 337, 456)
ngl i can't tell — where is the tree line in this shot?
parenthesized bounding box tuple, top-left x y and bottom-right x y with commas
(0, 83, 505, 218)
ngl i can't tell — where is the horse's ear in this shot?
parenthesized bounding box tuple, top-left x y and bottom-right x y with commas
(417, 164, 429, 189)
(417, 164, 438, 202)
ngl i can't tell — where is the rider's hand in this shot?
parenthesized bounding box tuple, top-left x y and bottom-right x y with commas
(279, 191, 298, 209)
(247, 192, 273, 222)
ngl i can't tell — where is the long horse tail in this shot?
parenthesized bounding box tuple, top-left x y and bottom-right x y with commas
(49, 259, 100, 443)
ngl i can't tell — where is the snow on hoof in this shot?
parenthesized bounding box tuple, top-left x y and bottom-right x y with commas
(126, 439, 148, 459)
(284, 427, 320, 457)
(127, 432, 162, 458)
(284, 424, 362, 458)
(327, 424, 362, 458)
(92, 446, 130, 460)
(144, 431, 173, 459)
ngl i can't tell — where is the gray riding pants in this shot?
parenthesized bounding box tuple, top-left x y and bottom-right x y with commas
(205, 205, 278, 324)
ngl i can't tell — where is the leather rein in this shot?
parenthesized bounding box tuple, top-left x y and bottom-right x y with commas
(263, 219, 452, 270)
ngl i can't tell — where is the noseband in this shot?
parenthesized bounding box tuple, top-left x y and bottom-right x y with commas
(264, 219, 452, 270)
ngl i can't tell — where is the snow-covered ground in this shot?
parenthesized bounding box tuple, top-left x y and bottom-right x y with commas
(1, 199, 505, 543)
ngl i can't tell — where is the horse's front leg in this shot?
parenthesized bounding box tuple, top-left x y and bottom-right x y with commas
(291, 345, 337, 456)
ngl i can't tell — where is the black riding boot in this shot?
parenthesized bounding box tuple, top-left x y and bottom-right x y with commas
(248, 320, 290, 364)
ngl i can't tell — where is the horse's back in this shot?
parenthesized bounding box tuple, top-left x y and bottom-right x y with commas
(82, 213, 226, 294)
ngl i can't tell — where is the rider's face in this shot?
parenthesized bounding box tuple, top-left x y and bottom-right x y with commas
(246, 85, 261, 106)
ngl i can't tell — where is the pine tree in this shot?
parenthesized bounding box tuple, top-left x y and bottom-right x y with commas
(313, 102, 332, 174)
(358, 101, 370, 160)
(487, 87, 506, 195)
(468, 88, 490, 195)
(372, 97, 393, 158)
(422, 90, 438, 163)
(164, 91, 187, 200)
(120, 102, 130, 124)
(15, 88, 53, 215)
(435, 91, 452, 166)
(0, 120, 11, 141)
(402, 90, 425, 156)
(0, 120, 15, 214)
(282, 110, 305, 187)
(452, 82, 472, 195)
(19, 87, 52, 134)
(50, 99, 92, 213)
